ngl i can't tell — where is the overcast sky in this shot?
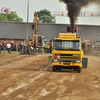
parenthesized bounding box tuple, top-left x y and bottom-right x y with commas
(0, 0, 100, 25)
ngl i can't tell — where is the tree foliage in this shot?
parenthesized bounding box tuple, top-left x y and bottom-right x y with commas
(0, 11, 23, 22)
(37, 9, 56, 23)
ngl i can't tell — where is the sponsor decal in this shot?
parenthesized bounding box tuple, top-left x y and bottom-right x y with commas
(57, 55, 60, 59)
(0, 7, 11, 14)
(52, 11, 100, 17)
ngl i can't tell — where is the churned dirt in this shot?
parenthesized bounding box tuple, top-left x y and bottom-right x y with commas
(0, 53, 100, 100)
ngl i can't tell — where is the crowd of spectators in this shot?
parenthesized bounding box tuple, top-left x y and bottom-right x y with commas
(0, 41, 26, 55)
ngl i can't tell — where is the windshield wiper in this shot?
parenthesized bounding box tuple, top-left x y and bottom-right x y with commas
(54, 48, 80, 51)
(55, 49, 63, 50)
(69, 49, 80, 51)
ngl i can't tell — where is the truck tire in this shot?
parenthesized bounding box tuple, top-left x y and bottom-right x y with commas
(1, 44, 3, 50)
(18, 47, 20, 52)
(77, 67, 82, 73)
(56, 67, 61, 72)
(52, 67, 56, 72)
(44, 49, 47, 53)
(74, 69, 77, 71)
(28, 47, 31, 55)
(16, 43, 18, 51)
(11, 44, 14, 51)
(14, 44, 16, 51)
(46, 49, 49, 53)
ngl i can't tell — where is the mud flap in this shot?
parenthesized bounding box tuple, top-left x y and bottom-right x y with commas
(82, 58, 88, 69)
(48, 56, 52, 67)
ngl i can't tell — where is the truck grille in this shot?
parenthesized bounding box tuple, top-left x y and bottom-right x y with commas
(55, 54, 79, 60)
(63, 63, 70, 65)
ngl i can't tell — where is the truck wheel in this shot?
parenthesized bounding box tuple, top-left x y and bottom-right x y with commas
(11, 44, 14, 51)
(28, 47, 31, 55)
(74, 69, 77, 71)
(57, 67, 61, 72)
(46, 49, 49, 53)
(77, 67, 82, 73)
(14, 44, 16, 51)
(45, 49, 47, 53)
(52, 67, 56, 72)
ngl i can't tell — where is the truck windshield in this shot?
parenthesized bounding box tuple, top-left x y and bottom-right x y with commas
(54, 40, 80, 51)
(82, 39, 90, 43)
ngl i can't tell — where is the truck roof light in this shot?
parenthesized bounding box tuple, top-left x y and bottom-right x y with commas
(59, 33, 76, 38)
(56, 35, 59, 38)
(77, 36, 79, 38)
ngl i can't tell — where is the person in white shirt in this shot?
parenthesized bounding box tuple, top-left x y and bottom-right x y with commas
(6, 42, 11, 54)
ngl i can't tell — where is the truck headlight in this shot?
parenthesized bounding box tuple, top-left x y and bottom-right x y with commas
(53, 60, 58, 62)
(76, 60, 81, 63)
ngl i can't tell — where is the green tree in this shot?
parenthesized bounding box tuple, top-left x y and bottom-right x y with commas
(37, 9, 56, 23)
(0, 11, 23, 22)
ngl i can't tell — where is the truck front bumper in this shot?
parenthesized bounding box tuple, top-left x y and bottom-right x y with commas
(52, 60, 82, 68)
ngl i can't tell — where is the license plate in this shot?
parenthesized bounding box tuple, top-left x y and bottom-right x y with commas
(63, 63, 70, 65)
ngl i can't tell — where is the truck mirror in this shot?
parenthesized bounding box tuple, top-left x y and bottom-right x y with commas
(82, 43, 85, 48)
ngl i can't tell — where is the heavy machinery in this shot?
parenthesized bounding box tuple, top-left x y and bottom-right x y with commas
(44, 39, 53, 53)
(44, 39, 50, 53)
(93, 39, 100, 56)
(48, 33, 88, 73)
(28, 12, 45, 54)
(82, 38, 93, 55)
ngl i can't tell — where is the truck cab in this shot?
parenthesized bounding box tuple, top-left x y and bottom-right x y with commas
(82, 38, 93, 55)
(49, 33, 88, 73)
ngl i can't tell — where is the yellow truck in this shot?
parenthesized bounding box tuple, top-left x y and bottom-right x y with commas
(49, 33, 88, 73)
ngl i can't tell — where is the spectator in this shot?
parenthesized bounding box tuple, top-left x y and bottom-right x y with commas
(6, 42, 11, 54)
(23, 42, 26, 54)
(0, 43, 2, 53)
(3, 41, 7, 53)
(19, 42, 23, 55)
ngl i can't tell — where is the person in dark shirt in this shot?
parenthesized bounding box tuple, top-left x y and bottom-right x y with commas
(0, 43, 2, 53)
(19, 42, 23, 55)
(3, 42, 7, 53)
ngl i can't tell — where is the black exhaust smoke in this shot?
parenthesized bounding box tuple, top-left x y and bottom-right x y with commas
(59, 0, 100, 33)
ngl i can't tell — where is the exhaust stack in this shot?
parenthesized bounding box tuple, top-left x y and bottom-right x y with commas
(59, 0, 100, 33)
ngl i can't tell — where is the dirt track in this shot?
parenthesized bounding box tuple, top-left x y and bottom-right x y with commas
(0, 53, 100, 100)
